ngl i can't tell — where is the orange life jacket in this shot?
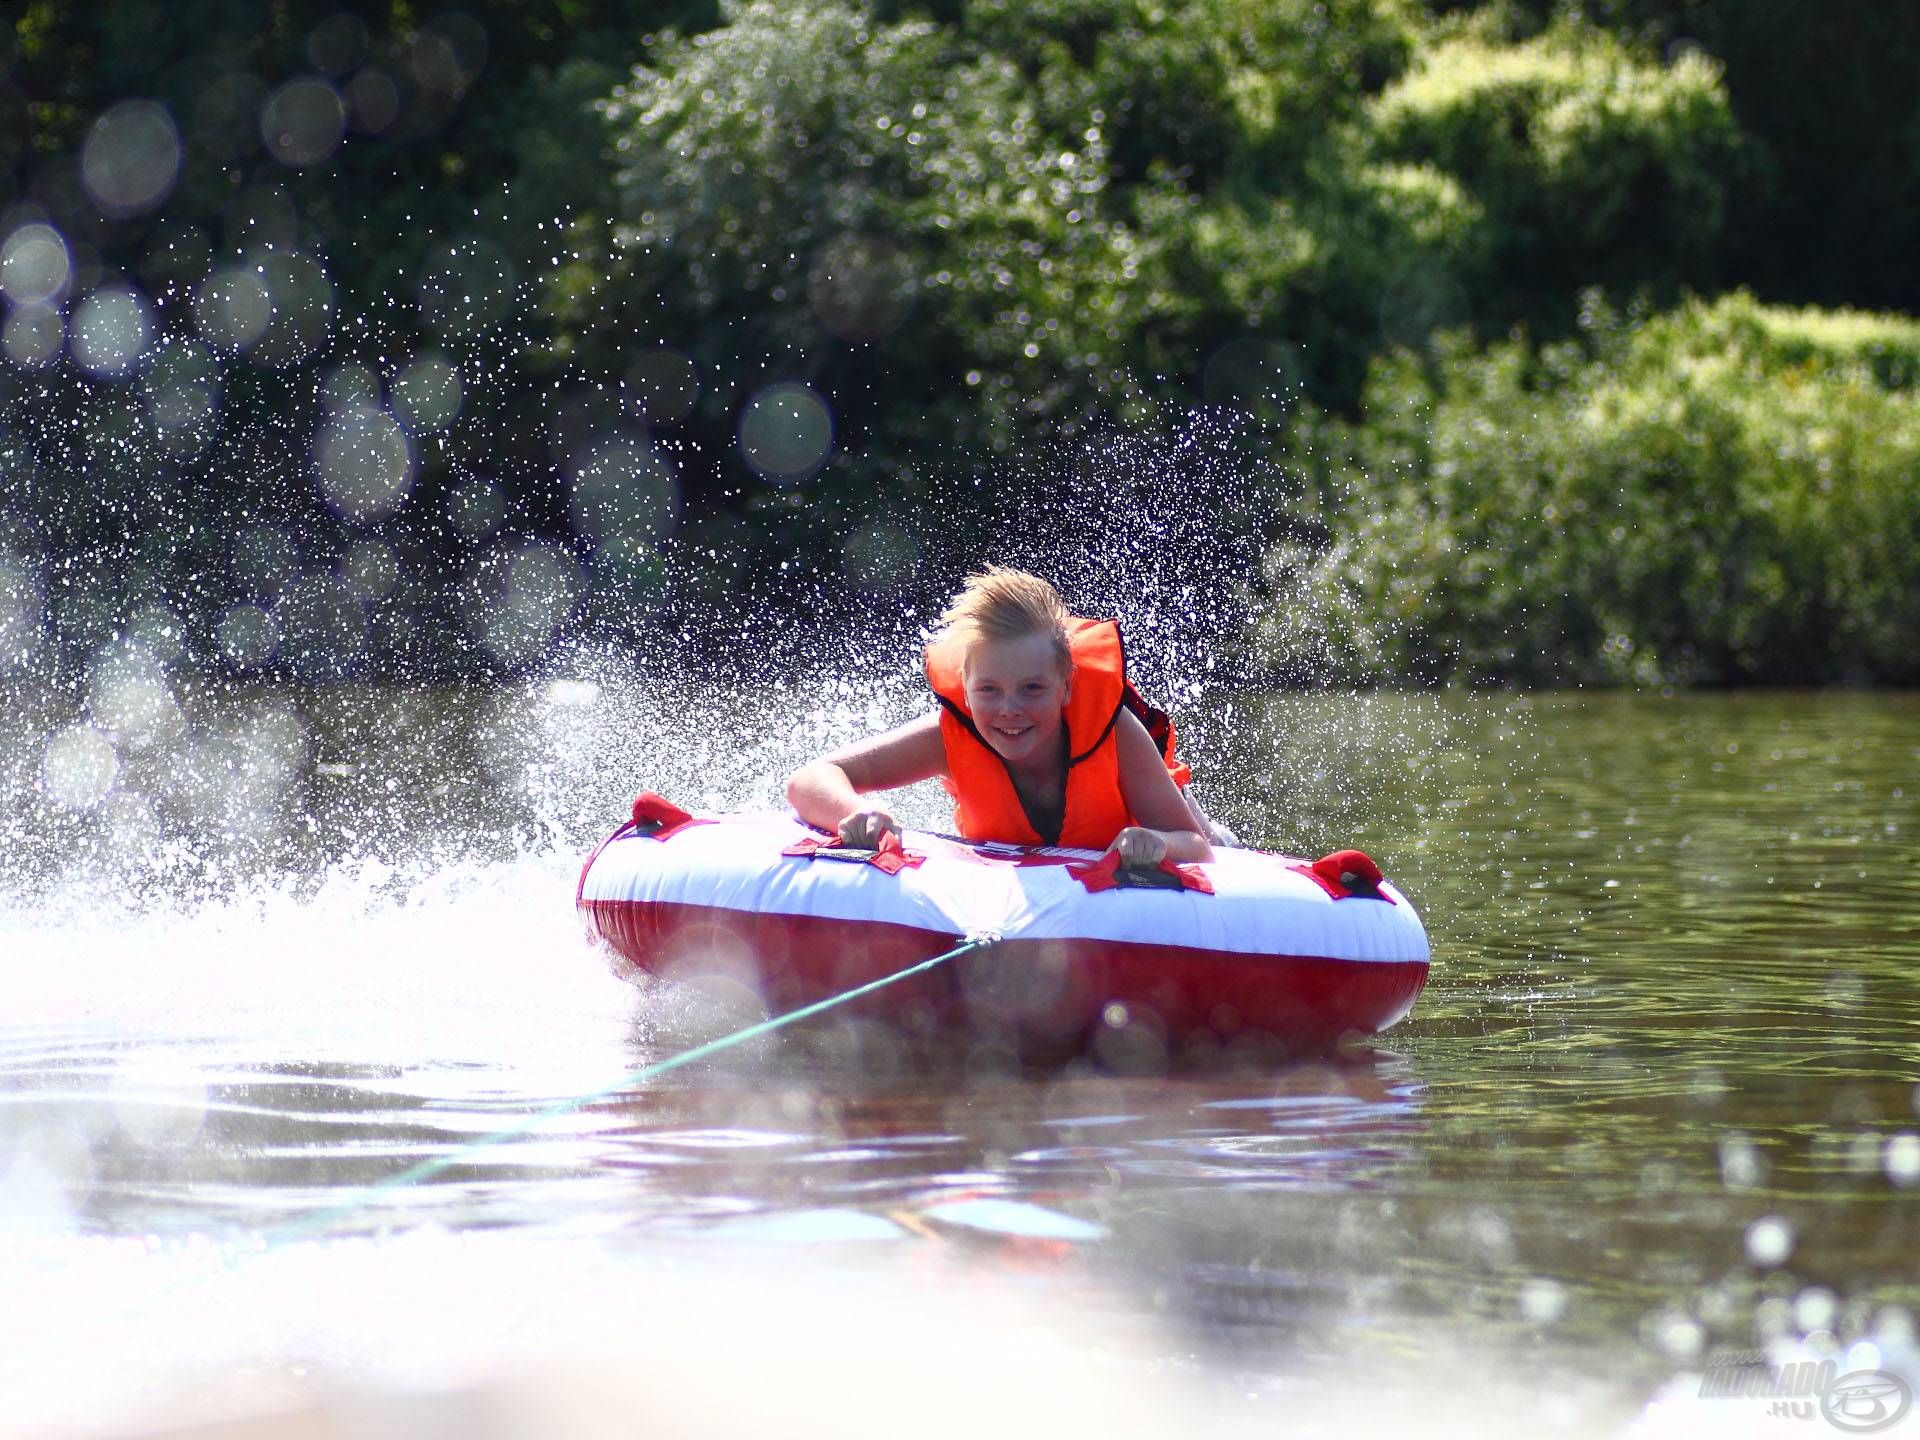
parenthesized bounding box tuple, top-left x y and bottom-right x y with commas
(924, 616, 1190, 849)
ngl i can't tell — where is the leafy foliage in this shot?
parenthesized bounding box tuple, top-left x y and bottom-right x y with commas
(2, 0, 1916, 683)
(1367, 19, 1740, 332)
(1266, 294, 1920, 686)
(1436, 0, 1920, 314)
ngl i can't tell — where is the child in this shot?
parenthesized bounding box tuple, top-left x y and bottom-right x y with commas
(786, 567, 1217, 868)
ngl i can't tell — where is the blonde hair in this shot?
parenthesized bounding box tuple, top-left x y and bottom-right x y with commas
(937, 566, 1071, 674)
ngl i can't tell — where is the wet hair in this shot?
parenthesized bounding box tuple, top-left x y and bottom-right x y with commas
(937, 566, 1072, 675)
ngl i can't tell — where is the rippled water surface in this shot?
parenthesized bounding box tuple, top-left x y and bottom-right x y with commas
(3, 686, 1916, 1437)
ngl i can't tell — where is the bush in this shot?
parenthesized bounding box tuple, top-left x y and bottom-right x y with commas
(1264, 292, 1920, 686)
(571, 0, 1439, 580)
(1444, 0, 1920, 315)
(1368, 20, 1741, 333)
(588, 0, 1189, 459)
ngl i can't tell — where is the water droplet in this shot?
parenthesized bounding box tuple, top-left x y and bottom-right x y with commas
(40, 726, 119, 811)
(0, 223, 71, 306)
(69, 285, 156, 377)
(738, 382, 833, 484)
(81, 99, 182, 218)
(1744, 1216, 1794, 1267)
(260, 78, 346, 167)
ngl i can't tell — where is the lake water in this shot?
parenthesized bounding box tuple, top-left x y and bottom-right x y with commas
(2, 684, 1915, 1438)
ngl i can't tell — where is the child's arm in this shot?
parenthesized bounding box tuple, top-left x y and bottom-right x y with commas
(1111, 709, 1214, 867)
(785, 713, 945, 844)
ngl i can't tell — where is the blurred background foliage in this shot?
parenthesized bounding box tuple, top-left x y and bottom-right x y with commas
(1, 0, 1917, 685)
(1265, 293, 1920, 687)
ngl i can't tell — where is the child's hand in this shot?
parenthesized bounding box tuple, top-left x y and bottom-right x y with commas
(837, 808, 900, 848)
(1108, 827, 1168, 871)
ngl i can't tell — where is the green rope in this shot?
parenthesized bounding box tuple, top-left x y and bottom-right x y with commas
(259, 931, 999, 1246)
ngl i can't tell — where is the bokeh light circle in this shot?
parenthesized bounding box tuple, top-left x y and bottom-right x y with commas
(260, 78, 346, 168)
(1202, 338, 1303, 412)
(738, 383, 834, 484)
(141, 337, 221, 455)
(126, 604, 187, 666)
(393, 353, 462, 432)
(624, 348, 700, 425)
(88, 648, 184, 748)
(81, 100, 182, 219)
(69, 286, 156, 378)
(193, 265, 272, 353)
(809, 233, 914, 343)
(568, 436, 681, 546)
(1744, 1216, 1795, 1268)
(41, 726, 118, 811)
(2, 305, 63, 369)
(1, 223, 71, 306)
(308, 13, 370, 75)
(322, 361, 379, 411)
(346, 70, 401, 134)
(312, 407, 417, 523)
(470, 541, 582, 666)
(216, 603, 280, 669)
(841, 520, 921, 591)
(412, 15, 488, 95)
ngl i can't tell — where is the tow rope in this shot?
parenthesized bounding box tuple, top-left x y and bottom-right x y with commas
(260, 930, 1001, 1246)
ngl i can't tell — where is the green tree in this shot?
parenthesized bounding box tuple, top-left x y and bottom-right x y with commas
(1266, 293, 1920, 686)
(1434, 0, 1920, 314)
(1367, 18, 1740, 336)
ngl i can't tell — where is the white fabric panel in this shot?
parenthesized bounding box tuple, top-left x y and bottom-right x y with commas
(580, 813, 1431, 964)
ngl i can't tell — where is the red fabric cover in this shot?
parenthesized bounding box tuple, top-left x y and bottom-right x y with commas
(869, 830, 924, 874)
(780, 831, 926, 872)
(579, 799, 708, 905)
(1065, 850, 1215, 895)
(1316, 849, 1383, 889)
(1291, 849, 1395, 902)
(632, 792, 695, 830)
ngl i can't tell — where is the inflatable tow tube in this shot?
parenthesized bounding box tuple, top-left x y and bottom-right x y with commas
(578, 794, 1430, 1060)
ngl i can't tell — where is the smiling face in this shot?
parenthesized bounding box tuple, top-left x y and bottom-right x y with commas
(962, 631, 1071, 769)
